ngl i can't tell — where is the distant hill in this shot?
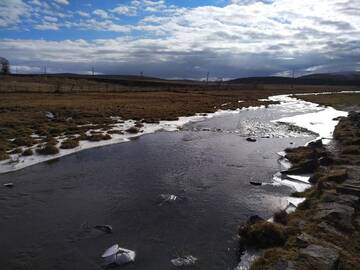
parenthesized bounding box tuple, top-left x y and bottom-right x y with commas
(228, 72, 360, 86)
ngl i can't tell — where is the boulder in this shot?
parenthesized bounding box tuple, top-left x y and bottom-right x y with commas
(246, 137, 257, 142)
(295, 233, 317, 248)
(337, 185, 360, 197)
(299, 244, 339, 268)
(316, 202, 355, 231)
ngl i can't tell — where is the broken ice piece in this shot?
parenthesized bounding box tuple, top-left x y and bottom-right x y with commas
(45, 111, 55, 120)
(101, 244, 136, 266)
(171, 255, 198, 267)
(158, 194, 178, 205)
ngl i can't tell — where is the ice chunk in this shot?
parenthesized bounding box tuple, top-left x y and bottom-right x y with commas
(45, 111, 55, 120)
(158, 194, 178, 205)
(101, 244, 136, 266)
(171, 255, 198, 267)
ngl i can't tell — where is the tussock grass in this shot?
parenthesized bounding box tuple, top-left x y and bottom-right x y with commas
(36, 144, 59, 155)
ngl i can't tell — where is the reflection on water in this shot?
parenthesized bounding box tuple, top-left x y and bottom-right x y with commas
(0, 104, 317, 270)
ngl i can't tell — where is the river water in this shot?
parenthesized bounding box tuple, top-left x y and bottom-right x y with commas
(0, 98, 323, 270)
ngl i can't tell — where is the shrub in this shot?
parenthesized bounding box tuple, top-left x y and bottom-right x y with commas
(60, 139, 79, 149)
(22, 148, 33, 156)
(126, 126, 139, 134)
(36, 144, 59, 155)
(13, 137, 36, 147)
(87, 133, 112, 142)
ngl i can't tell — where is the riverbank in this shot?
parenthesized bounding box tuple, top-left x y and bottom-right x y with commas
(240, 110, 360, 269)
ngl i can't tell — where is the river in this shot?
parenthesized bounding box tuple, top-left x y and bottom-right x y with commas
(2, 95, 345, 270)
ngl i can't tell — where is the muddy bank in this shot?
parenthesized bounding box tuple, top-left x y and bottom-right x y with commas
(239, 112, 360, 270)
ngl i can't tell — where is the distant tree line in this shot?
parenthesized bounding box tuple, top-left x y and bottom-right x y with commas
(0, 57, 10, 74)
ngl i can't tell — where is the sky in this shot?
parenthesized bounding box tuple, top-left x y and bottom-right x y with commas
(0, 0, 359, 79)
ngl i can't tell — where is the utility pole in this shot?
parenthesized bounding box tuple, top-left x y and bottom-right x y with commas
(206, 72, 209, 85)
(91, 66, 95, 76)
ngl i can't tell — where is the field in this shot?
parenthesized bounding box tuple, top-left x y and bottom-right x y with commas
(296, 92, 360, 111)
(0, 74, 358, 160)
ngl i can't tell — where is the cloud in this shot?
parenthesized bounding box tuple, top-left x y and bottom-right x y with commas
(77, 11, 90, 17)
(35, 22, 59, 30)
(0, 0, 359, 77)
(112, 6, 137, 16)
(53, 0, 69, 5)
(0, 0, 29, 27)
(93, 9, 109, 19)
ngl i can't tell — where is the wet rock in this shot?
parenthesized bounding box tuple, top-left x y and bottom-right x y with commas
(171, 255, 198, 267)
(318, 222, 345, 237)
(246, 137, 257, 142)
(316, 202, 355, 231)
(322, 192, 359, 208)
(282, 159, 318, 174)
(3, 182, 14, 188)
(250, 181, 262, 186)
(94, 225, 113, 234)
(299, 244, 339, 268)
(308, 139, 323, 149)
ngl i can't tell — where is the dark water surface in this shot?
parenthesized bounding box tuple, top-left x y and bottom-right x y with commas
(0, 106, 315, 270)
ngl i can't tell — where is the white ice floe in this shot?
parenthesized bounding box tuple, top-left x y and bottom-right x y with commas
(101, 244, 136, 266)
(171, 255, 198, 267)
(271, 173, 311, 193)
(274, 107, 348, 142)
(286, 174, 311, 184)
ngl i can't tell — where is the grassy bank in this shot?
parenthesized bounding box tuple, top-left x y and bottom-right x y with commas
(240, 111, 360, 269)
(296, 92, 360, 111)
